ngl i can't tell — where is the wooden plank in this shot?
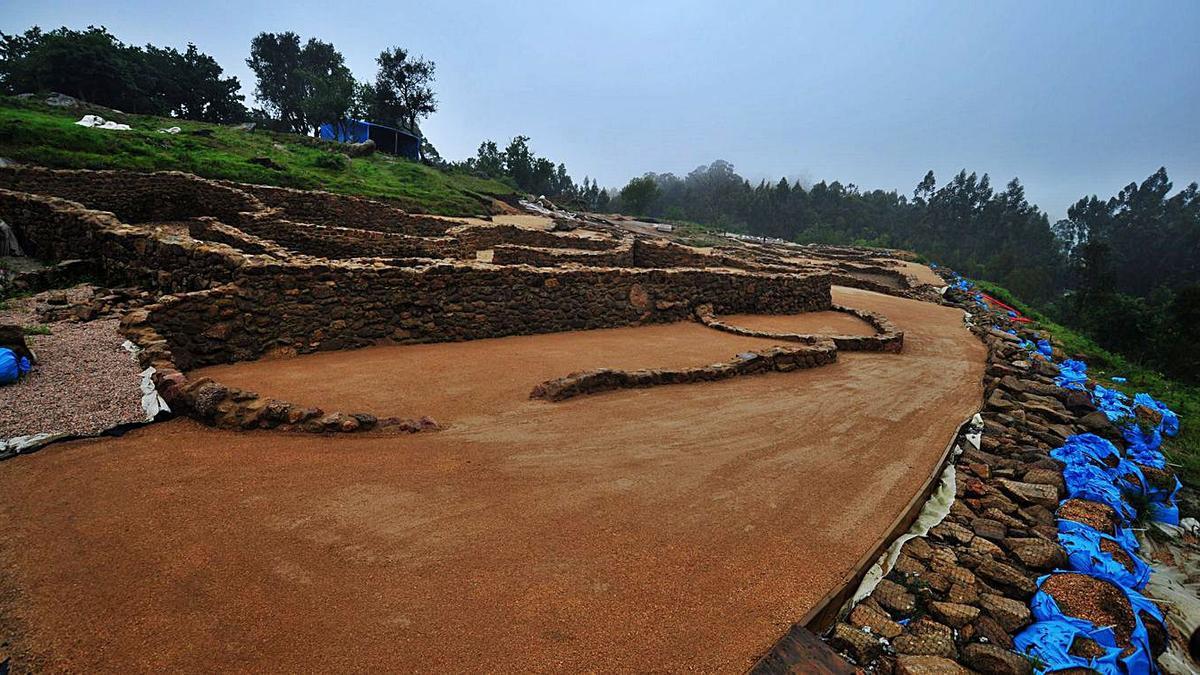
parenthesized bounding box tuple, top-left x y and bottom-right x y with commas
(748, 624, 857, 675)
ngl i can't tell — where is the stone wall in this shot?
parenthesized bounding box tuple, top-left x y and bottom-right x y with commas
(139, 263, 832, 371)
(529, 342, 838, 401)
(222, 181, 453, 236)
(449, 223, 622, 252)
(0, 166, 262, 226)
(236, 217, 461, 259)
(695, 303, 904, 353)
(489, 242, 634, 267)
(0, 189, 248, 293)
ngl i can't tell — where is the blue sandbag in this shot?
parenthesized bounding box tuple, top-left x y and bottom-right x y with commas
(1133, 392, 1180, 437)
(1015, 618, 1123, 674)
(1055, 359, 1089, 390)
(1058, 521, 1151, 590)
(1022, 573, 1163, 675)
(1092, 385, 1133, 422)
(0, 347, 21, 385)
(1123, 425, 1165, 468)
(1036, 339, 1053, 359)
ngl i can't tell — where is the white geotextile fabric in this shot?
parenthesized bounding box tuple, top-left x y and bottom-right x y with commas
(845, 413, 983, 609)
(75, 114, 131, 131)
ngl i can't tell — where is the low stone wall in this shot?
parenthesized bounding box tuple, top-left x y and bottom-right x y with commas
(237, 217, 461, 259)
(187, 218, 289, 258)
(138, 264, 832, 371)
(806, 270, 1177, 674)
(0, 189, 248, 293)
(490, 242, 634, 267)
(0, 166, 262, 225)
(695, 303, 904, 353)
(221, 181, 453, 236)
(450, 223, 622, 252)
(529, 342, 838, 401)
(120, 307, 435, 434)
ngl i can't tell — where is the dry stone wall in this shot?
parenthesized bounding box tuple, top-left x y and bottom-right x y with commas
(0, 166, 262, 225)
(142, 264, 831, 371)
(219, 181, 452, 236)
(236, 217, 461, 259)
(0, 189, 248, 293)
(529, 342, 838, 401)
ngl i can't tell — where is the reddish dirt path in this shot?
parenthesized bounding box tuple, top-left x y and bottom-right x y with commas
(0, 287, 983, 673)
(198, 311, 875, 421)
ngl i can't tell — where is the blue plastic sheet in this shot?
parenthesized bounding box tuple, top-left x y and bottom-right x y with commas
(1058, 521, 1151, 590)
(1017, 573, 1162, 675)
(1092, 385, 1133, 422)
(0, 347, 30, 385)
(1055, 359, 1089, 390)
(1133, 393, 1180, 437)
(1015, 617, 1123, 674)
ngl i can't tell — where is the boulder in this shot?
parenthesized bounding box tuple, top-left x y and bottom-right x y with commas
(979, 592, 1032, 632)
(976, 559, 1037, 598)
(849, 603, 903, 639)
(895, 655, 970, 675)
(894, 631, 956, 659)
(828, 622, 882, 664)
(961, 643, 1032, 675)
(927, 601, 980, 628)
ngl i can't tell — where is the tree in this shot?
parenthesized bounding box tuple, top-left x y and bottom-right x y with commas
(296, 38, 356, 136)
(0, 26, 244, 122)
(248, 32, 357, 135)
(247, 32, 307, 132)
(619, 176, 660, 215)
(366, 47, 436, 131)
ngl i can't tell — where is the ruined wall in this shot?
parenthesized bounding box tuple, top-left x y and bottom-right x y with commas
(489, 242, 634, 267)
(451, 224, 622, 252)
(0, 166, 262, 225)
(141, 263, 832, 370)
(0, 189, 247, 293)
(236, 218, 461, 259)
(221, 181, 452, 236)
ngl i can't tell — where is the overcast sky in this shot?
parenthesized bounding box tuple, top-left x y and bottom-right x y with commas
(3, 0, 1198, 219)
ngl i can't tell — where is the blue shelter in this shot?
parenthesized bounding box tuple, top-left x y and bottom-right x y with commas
(319, 119, 422, 160)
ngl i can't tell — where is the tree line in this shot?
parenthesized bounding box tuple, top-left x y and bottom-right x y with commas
(443, 135, 607, 208)
(0, 26, 245, 122)
(608, 162, 1199, 381)
(0, 25, 439, 138)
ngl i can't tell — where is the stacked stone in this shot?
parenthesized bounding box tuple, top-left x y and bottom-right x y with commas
(235, 217, 461, 259)
(489, 242, 634, 268)
(222, 180, 453, 236)
(529, 343, 838, 402)
(450, 223, 623, 252)
(823, 271, 1176, 674)
(693, 303, 904, 353)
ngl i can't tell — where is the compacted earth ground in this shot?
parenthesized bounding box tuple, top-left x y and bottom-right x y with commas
(0, 287, 984, 672)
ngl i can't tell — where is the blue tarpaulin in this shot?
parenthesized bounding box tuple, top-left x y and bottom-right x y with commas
(1055, 359, 1089, 390)
(1016, 573, 1164, 675)
(0, 347, 30, 385)
(1058, 520, 1151, 590)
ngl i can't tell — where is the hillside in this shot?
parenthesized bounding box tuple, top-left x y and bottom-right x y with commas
(0, 96, 516, 216)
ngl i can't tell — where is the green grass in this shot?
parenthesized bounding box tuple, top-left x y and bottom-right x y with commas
(22, 324, 50, 335)
(975, 279, 1200, 489)
(0, 96, 515, 216)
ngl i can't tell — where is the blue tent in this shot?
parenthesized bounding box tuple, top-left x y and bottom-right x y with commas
(318, 119, 422, 160)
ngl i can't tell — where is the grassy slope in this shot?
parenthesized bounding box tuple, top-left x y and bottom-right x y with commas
(975, 280, 1200, 489)
(0, 97, 514, 216)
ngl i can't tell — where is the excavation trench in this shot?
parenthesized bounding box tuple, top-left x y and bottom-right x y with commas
(0, 287, 984, 672)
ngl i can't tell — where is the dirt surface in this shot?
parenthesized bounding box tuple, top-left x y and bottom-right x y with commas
(198, 312, 870, 421)
(0, 295, 144, 438)
(0, 287, 984, 672)
(898, 260, 945, 287)
(717, 310, 876, 337)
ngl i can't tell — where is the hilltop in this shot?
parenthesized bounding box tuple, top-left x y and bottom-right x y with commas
(0, 96, 516, 216)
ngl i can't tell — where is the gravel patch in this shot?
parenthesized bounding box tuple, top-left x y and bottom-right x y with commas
(0, 316, 145, 438)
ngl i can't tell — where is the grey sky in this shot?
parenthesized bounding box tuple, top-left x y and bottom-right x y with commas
(2, 0, 1197, 219)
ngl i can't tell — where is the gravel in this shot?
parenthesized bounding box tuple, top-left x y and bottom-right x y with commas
(0, 297, 144, 438)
